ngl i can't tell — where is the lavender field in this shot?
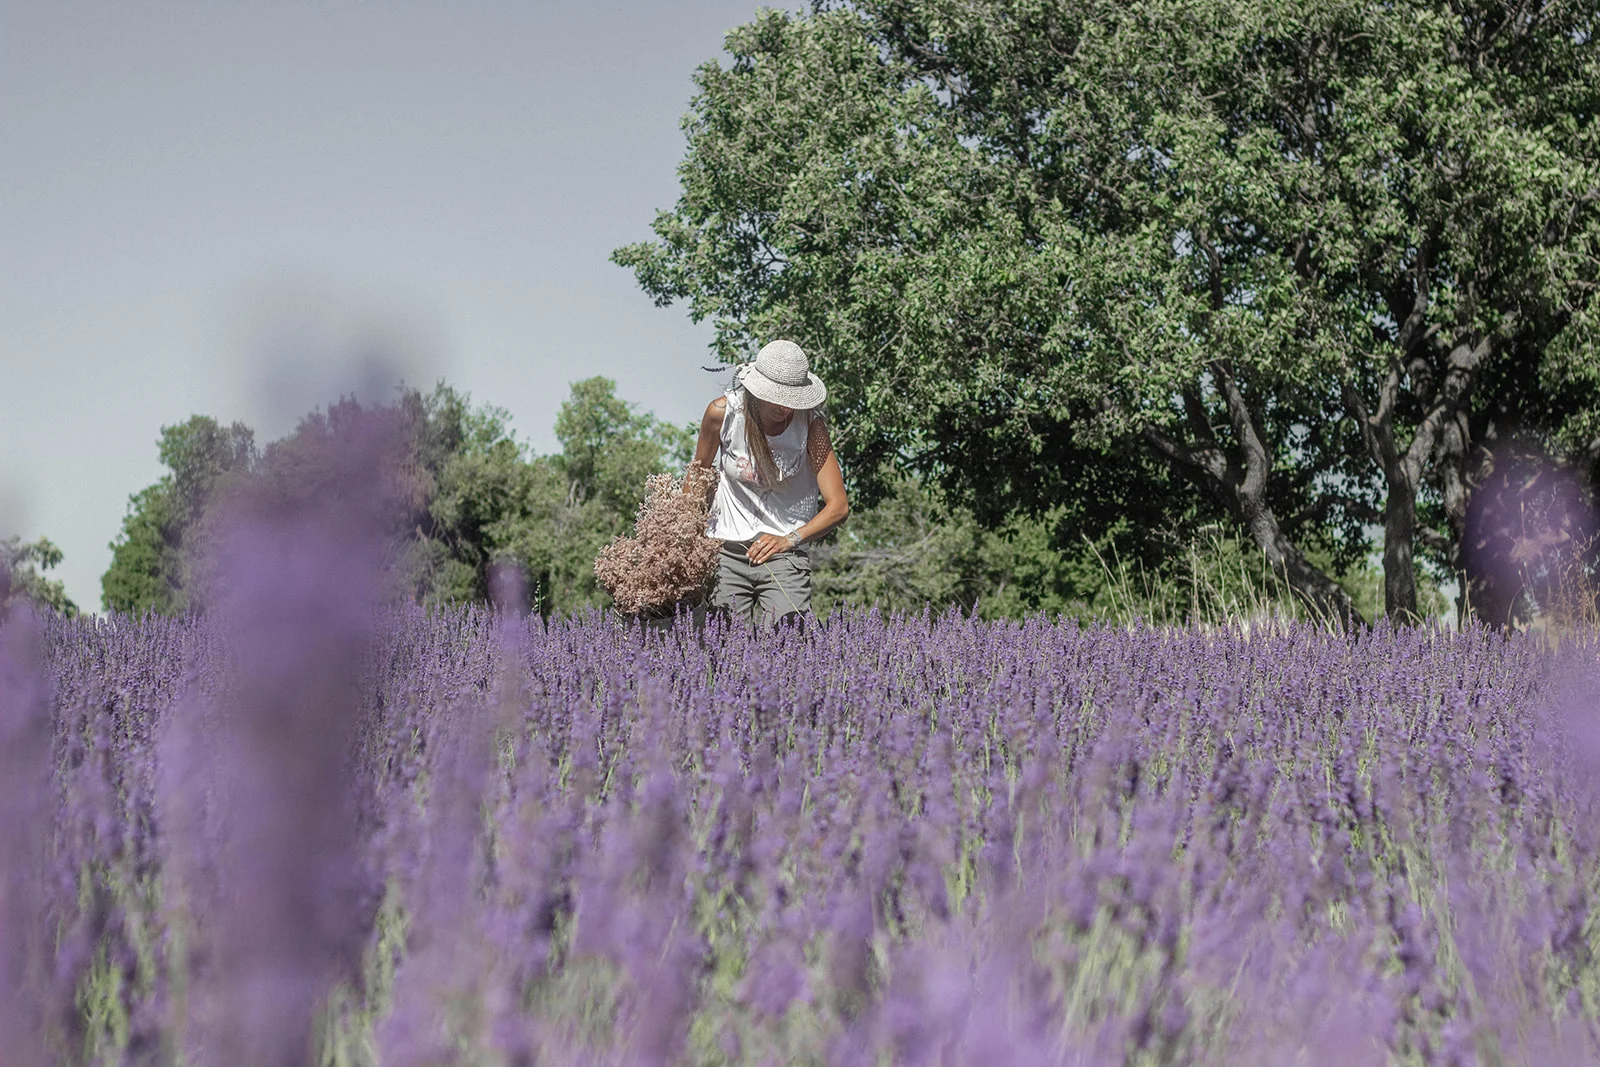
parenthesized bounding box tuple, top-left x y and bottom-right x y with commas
(4, 584, 1600, 1065)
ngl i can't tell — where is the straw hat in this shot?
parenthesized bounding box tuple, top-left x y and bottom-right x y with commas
(736, 340, 827, 409)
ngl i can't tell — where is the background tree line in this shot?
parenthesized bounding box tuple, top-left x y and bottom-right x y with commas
(93, 377, 1217, 622)
(99, 380, 694, 619)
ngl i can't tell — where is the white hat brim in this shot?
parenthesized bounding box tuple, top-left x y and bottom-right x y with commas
(739, 365, 827, 409)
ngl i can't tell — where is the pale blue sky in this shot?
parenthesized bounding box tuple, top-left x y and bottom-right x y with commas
(2, 0, 787, 613)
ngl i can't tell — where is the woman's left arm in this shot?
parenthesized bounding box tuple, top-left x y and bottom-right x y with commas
(805, 450, 850, 541)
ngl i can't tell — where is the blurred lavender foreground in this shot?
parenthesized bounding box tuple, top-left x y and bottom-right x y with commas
(154, 499, 382, 1060)
(10, 553, 1600, 1060)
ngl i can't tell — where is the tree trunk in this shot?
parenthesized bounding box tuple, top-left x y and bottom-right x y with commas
(1380, 463, 1421, 620)
(1345, 333, 1494, 622)
(1244, 495, 1366, 624)
(1342, 379, 1424, 620)
(1433, 411, 1476, 624)
(1146, 427, 1362, 624)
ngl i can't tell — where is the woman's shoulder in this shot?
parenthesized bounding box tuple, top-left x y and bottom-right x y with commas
(700, 394, 731, 431)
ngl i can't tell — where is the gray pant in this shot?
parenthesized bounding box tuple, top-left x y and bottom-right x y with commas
(711, 540, 812, 625)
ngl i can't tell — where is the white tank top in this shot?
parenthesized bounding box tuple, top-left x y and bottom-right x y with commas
(707, 388, 820, 542)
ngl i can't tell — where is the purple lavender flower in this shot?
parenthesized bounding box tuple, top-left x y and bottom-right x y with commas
(19, 574, 1600, 1062)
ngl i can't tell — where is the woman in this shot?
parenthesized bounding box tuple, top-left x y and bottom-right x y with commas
(690, 339, 849, 626)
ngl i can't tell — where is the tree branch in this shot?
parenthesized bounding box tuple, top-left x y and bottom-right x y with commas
(1417, 526, 1454, 554)
(1194, 229, 1226, 312)
(1392, 233, 1437, 359)
(1405, 333, 1496, 483)
(1143, 402, 1363, 625)
(1141, 424, 1230, 484)
(1209, 361, 1269, 498)
(1342, 381, 1396, 474)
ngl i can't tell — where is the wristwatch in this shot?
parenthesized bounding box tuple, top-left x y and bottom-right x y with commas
(785, 530, 803, 549)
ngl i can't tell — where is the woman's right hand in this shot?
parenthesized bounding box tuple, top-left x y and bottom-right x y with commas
(746, 532, 795, 565)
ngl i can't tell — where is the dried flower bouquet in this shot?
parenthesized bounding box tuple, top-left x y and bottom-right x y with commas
(594, 465, 721, 616)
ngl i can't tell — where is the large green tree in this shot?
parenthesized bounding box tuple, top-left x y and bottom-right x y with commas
(616, 0, 1600, 621)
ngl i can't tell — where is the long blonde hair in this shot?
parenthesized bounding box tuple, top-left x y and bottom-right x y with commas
(743, 390, 823, 488)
